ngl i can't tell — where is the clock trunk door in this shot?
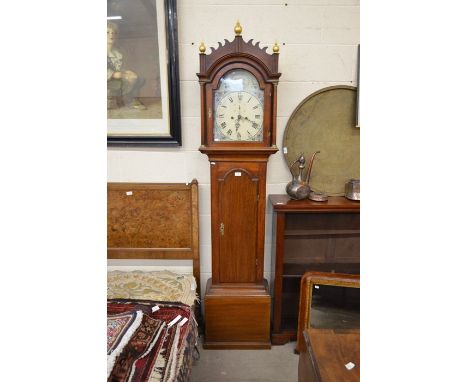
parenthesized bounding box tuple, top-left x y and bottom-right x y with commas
(218, 169, 258, 283)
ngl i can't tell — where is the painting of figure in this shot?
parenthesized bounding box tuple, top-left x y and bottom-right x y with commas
(107, 0, 163, 121)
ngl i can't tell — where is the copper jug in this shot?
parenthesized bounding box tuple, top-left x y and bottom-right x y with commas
(286, 151, 320, 200)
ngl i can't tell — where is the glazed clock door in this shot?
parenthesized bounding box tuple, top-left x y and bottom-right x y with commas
(218, 168, 258, 283)
(214, 69, 264, 142)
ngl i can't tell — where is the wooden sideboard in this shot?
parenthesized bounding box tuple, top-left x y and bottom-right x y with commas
(269, 195, 360, 345)
(298, 328, 360, 382)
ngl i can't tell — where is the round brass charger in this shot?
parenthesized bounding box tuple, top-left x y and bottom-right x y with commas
(283, 86, 359, 196)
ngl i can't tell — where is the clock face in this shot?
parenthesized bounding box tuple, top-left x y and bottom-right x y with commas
(214, 70, 264, 142)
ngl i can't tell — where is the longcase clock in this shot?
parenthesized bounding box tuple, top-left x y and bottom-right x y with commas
(198, 22, 281, 349)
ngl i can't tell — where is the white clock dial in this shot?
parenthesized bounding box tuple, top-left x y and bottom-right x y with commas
(214, 69, 264, 142)
(215, 91, 263, 141)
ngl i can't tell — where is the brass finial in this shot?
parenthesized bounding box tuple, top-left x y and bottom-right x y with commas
(273, 41, 280, 54)
(234, 21, 242, 36)
(199, 41, 206, 54)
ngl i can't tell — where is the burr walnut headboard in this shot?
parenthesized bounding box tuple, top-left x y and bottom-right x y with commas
(107, 180, 200, 297)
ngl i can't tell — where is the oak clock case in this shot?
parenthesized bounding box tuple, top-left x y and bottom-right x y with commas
(198, 23, 281, 349)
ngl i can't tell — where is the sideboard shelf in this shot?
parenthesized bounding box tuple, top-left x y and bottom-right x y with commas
(284, 229, 360, 236)
(269, 195, 360, 345)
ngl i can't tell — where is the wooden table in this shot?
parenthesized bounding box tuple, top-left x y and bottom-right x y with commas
(298, 328, 360, 382)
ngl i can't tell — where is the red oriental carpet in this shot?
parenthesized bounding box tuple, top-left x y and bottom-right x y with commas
(107, 300, 196, 382)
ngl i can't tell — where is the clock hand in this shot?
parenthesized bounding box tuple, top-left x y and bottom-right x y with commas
(243, 116, 260, 133)
(235, 118, 240, 131)
(236, 105, 242, 131)
(243, 116, 258, 126)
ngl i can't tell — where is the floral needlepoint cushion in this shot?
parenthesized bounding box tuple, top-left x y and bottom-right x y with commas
(107, 270, 198, 306)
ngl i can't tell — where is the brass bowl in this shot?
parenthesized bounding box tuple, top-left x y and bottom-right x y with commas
(309, 191, 328, 202)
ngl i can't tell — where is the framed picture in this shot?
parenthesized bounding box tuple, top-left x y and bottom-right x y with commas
(355, 44, 360, 128)
(107, 0, 181, 146)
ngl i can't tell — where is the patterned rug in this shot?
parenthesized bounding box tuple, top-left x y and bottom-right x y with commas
(108, 312, 165, 381)
(107, 300, 197, 382)
(108, 310, 144, 376)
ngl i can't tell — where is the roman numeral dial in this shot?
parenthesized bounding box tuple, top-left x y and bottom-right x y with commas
(215, 91, 263, 141)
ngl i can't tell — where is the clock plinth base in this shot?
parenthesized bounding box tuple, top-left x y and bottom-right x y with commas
(203, 278, 271, 349)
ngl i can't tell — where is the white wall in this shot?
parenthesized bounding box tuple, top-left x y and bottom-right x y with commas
(107, 0, 360, 302)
